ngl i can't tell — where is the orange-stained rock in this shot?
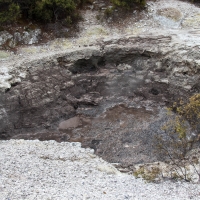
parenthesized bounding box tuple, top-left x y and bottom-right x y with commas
(59, 117, 80, 130)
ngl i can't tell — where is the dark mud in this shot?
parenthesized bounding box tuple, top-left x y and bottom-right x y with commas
(11, 102, 169, 170)
(0, 45, 194, 170)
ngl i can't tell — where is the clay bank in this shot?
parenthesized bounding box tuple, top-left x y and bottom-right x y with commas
(0, 29, 199, 170)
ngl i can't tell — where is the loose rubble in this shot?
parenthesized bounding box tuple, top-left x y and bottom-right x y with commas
(0, 140, 200, 200)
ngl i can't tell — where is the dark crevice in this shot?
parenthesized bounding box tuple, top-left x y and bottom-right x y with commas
(149, 88, 159, 95)
(5, 88, 10, 93)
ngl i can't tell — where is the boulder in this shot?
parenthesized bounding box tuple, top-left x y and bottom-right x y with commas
(0, 31, 13, 46)
(21, 29, 41, 45)
(59, 117, 80, 130)
(0, 29, 42, 48)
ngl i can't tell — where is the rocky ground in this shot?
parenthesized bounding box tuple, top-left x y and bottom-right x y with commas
(0, 0, 200, 199)
(1, 140, 200, 200)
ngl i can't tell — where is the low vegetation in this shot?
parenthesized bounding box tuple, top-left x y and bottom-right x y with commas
(154, 93, 200, 182)
(0, 0, 147, 25)
(0, 0, 199, 26)
(0, 0, 81, 25)
(111, 0, 146, 8)
(134, 94, 200, 183)
(134, 165, 161, 182)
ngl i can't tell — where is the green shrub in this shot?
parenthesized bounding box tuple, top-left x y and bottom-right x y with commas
(154, 94, 200, 182)
(134, 165, 161, 182)
(111, 0, 146, 8)
(0, 0, 146, 25)
(32, 0, 77, 22)
(0, 1, 21, 24)
(104, 7, 114, 17)
(0, 0, 83, 24)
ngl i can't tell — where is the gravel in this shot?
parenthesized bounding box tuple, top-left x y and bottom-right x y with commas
(0, 140, 200, 200)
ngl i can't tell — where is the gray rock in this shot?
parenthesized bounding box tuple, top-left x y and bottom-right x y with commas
(21, 29, 41, 45)
(0, 29, 42, 47)
(13, 32, 22, 46)
(59, 116, 80, 130)
(0, 31, 13, 46)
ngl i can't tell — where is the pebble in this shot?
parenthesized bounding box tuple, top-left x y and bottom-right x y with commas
(0, 140, 200, 199)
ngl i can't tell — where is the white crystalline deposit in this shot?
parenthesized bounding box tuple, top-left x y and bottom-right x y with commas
(0, 139, 200, 200)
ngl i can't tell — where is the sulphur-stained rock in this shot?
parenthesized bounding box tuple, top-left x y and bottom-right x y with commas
(156, 8, 182, 21)
(182, 13, 200, 28)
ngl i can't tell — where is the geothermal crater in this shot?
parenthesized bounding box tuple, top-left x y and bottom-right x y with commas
(0, 34, 199, 170)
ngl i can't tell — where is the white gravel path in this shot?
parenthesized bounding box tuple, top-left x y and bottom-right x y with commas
(0, 140, 200, 200)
